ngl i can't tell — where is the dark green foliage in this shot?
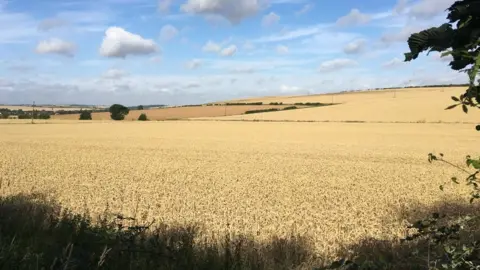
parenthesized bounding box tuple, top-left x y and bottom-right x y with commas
(79, 111, 93, 120)
(293, 102, 329, 106)
(226, 102, 263, 106)
(269, 102, 283, 105)
(0, 193, 319, 270)
(109, 104, 130, 121)
(244, 108, 280, 114)
(138, 113, 148, 121)
(282, 106, 298, 110)
(137, 105, 144, 110)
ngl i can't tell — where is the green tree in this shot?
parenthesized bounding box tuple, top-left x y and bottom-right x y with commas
(137, 105, 144, 110)
(109, 104, 129, 121)
(138, 113, 148, 121)
(79, 111, 92, 120)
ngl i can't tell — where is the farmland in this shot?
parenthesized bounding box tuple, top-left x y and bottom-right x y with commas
(0, 119, 476, 261)
(209, 86, 479, 123)
(52, 104, 302, 121)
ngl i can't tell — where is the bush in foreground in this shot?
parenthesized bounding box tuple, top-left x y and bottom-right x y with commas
(0, 193, 318, 270)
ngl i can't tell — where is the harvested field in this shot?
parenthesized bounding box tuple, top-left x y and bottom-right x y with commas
(0, 120, 476, 260)
(52, 105, 300, 121)
(205, 87, 480, 123)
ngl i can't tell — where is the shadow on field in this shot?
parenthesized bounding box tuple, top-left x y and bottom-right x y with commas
(323, 199, 480, 270)
(0, 193, 321, 270)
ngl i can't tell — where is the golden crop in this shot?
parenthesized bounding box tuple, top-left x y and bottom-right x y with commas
(211, 87, 480, 123)
(0, 120, 475, 259)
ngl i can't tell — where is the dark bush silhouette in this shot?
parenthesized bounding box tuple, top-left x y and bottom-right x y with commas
(79, 111, 93, 120)
(109, 104, 129, 121)
(0, 193, 320, 270)
(138, 113, 148, 121)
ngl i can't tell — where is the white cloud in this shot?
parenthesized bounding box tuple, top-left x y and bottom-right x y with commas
(295, 4, 314, 16)
(103, 68, 129, 79)
(409, 0, 455, 19)
(37, 18, 68, 32)
(382, 58, 404, 68)
(394, 0, 409, 14)
(280, 84, 312, 94)
(100, 27, 158, 58)
(180, 0, 261, 24)
(276, 45, 289, 54)
(252, 24, 325, 43)
(202, 40, 222, 52)
(319, 58, 358, 72)
(35, 38, 76, 57)
(159, 24, 179, 41)
(158, 0, 173, 13)
(186, 59, 202, 69)
(343, 39, 366, 54)
(381, 25, 423, 43)
(262, 12, 280, 27)
(336, 9, 370, 27)
(220, 45, 237, 57)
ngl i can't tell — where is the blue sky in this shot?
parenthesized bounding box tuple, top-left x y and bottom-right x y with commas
(0, 0, 466, 105)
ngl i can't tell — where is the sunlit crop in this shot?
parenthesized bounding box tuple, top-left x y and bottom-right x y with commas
(0, 120, 474, 259)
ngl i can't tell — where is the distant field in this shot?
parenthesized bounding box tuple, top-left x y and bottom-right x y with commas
(0, 105, 105, 112)
(52, 105, 300, 121)
(202, 87, 478, 123)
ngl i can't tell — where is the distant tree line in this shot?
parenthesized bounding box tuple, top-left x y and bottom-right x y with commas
(0, 108, 52, 119)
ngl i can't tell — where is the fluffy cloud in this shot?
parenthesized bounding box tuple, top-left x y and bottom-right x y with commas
(102, 68, 129, 79)
(220, 45, 237, 56)
(336, 9, 370, 27)
(408, 0, 456, 19)
(37, 18, 68, 32)
(202, 40, 222, 52)
(159, 24, 179, 41)
(35, 38, 76, 57)
(186, 59, 202, 69)
(262, 12, 280, 27)
(180, 0, 261, 24)
(100, 27, 158, 58)
(276, 45, 289, 54)
(343, 39, 366, 54)
(381, 25, 423, 43)
(319, 58, 358, 72)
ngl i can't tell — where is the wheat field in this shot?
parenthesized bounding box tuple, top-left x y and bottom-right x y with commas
(205, 87, 480, 123)
(52, 105, 298, 121)
(0, 120, 476, 259)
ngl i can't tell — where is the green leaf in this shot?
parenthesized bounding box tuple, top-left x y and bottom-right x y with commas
(467, 159, 480, 169)
(451, 96, 460, 102)
(445, 104, 460, 110)
(462, 104, 468, 113)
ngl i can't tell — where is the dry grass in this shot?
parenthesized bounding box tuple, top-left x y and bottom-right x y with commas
(207, 87, 480, 123)
(0, 120, 476, 260)
(52, 105, 298, 121)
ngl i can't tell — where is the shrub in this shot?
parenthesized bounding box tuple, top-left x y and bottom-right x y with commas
(282, 106, 297, 111)
(109, 104, 129, 121)
(244, 108, 279, 114)
(138, 113, 148, 121)
(79, 111, 92, 120)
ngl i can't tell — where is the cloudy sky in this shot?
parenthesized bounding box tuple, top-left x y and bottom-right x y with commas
(0, 0, 465, 106)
